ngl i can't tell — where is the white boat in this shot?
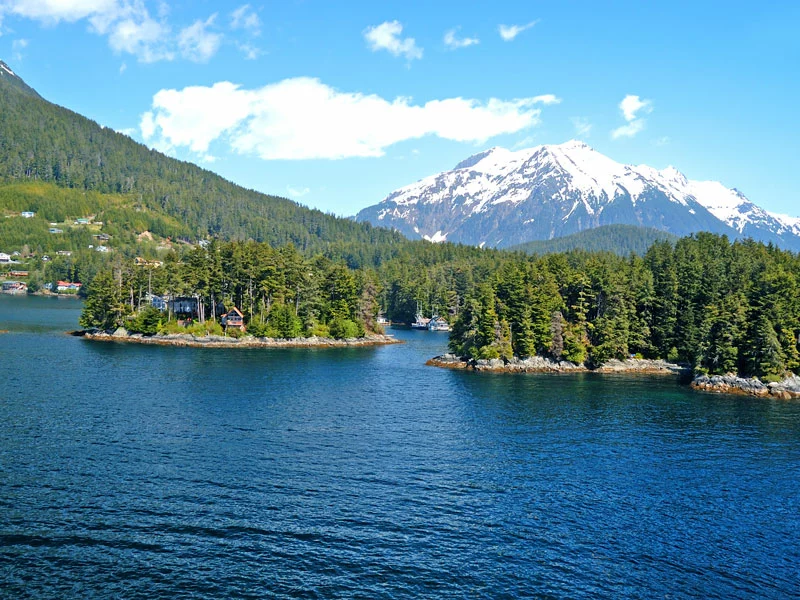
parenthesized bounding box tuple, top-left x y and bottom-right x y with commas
(427, 316, 450, 332)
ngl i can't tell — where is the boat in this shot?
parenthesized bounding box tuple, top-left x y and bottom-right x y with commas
(427, 316, 450, 332)
(410, 313, 431, 329)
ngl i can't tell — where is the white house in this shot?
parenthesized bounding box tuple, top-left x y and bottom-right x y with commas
(0, 252, 10, 263)
(21, 211, 35, 218)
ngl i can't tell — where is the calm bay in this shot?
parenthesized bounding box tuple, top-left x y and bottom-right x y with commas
(1, 295, 798, 598)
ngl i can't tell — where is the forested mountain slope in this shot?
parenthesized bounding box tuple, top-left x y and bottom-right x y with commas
(0, 60, 404, 253)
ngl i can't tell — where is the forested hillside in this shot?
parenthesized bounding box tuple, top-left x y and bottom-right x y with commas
(0, 62, 404, 253)
(510, 225, 677, 256)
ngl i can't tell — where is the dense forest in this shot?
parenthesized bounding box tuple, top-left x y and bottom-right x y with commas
(445, 233, 800, 380)
(76, 232, 800, 380)
(510, 224, 678, 256)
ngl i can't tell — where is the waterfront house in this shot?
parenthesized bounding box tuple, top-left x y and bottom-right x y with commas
(222, 307, 246, 331)
(56, 281, 82, 293)
(146, 293, 168, 312)
(168, 297, 198, 317)
(2, 281, 27, 294)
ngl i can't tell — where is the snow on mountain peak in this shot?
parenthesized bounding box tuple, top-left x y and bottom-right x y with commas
(357, 140, 800, 250)
(0, 61, 16, 77)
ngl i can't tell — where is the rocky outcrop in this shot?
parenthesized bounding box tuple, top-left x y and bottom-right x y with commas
(692, 374, 800, 399)
(426, 354, 685, 375)
(82, 331, 401, 349)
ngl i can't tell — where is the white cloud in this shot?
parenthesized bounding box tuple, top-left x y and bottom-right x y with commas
(11, 37, 27, 60)
(140, 77, 551, 161)
(178, 14, 221, 63)
(104, 12, 173, 63)
(532, 94, 560, 105)
(0, 0, 118, 23)
(571, 116, 592, 137)
(443, 27, 479, 50)
(498, 20, 539, 42)
(236, 42, 261, 60)
(364, 20, 422, 61)
(611, 94, 653, 139)
(287, 185, 310, 198)
(230, 4, 259, 34)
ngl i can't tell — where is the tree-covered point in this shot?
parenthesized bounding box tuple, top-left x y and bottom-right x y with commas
(509, 224, 678, 257)
(445, 233, 800, 381)
(79, 240, 380, 340)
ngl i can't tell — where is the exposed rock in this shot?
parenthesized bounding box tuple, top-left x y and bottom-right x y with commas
(691, 374, 800, 399)
(83, 331, 401, 349)
(426, 355, 683, 375)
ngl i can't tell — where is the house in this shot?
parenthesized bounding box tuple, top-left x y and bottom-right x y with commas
(0, 252, 10, 263)
(49, 228, 63, 234)
(56, 250, 72, 257)
(134, 257, 163, 268)
(93, 234, 110, 241)
(147, 294, 168, 312)
(9, 270, 28, 278)
(56, 281, 82, 293)
(75, 218, 91, 225)
(221, 307, 246, 331)
(95, 245, 110, 253)
(168, 297, 198, 317)
(1, 281, 27, 294)
(21, 211, 35, 218)
(41, 255, 51, 262)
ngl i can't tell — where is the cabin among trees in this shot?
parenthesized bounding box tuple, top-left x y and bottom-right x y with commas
(221, 307, 245, 332)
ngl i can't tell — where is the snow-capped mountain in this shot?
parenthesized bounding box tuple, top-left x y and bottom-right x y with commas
(356, 141, 800, 250)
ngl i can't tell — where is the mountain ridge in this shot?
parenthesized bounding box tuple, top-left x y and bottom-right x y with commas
(356, 140, 800, 251)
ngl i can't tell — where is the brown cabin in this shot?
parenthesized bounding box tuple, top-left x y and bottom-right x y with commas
(222, 307, 245, 331)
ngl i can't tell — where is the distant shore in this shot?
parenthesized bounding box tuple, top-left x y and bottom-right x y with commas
(79, 330, 401, 349)
(426, 354, 688, 376)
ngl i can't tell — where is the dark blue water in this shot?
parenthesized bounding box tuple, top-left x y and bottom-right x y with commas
(1, 295, 799, 598)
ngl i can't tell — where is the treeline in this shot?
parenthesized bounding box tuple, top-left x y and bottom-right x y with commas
(80, 241, 382, 340)
(445, 233, 800, 380)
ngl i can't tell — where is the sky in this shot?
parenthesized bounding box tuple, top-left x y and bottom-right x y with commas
(0, 0, 798, 218)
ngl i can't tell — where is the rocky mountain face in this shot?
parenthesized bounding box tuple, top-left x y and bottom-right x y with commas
(356, 141, 800, 250)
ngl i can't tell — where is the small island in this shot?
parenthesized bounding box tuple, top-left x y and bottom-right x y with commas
(76, 242, 399, 350)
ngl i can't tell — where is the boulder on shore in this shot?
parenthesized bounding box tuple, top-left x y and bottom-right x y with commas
(691, 374, 800, 399)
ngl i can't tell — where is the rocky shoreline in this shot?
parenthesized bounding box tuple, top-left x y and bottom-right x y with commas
(79, 330, 401, 349)
(691, 374, 800, 400)
(428, 354, 799, 399)
(426, 354, 687, 375)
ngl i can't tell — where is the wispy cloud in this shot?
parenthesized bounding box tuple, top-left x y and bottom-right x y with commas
(140, 78, 554, 161)
(11, 38, 27, 60)
(571, 116, 592, 137)
(178, 14, 222, 63)
(230, 4, 260, 35)
(532, 94, 561, 105)
(364, 20, 423, 61)
(443, 27, 479, 50)
(611, 94, 653, 139)
(287, 185, 310, 198)
(498, 20, 539, 42)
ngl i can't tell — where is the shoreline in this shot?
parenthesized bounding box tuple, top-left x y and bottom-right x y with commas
(79, 330, 402, 349)
(426, 354, 688, 376)
(428, 354, 799, 399)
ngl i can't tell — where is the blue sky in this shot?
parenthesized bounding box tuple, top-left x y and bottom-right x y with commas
(0, 0, 798, 218)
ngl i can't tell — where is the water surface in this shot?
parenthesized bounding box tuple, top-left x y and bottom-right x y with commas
(1, 295, 799, 598)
